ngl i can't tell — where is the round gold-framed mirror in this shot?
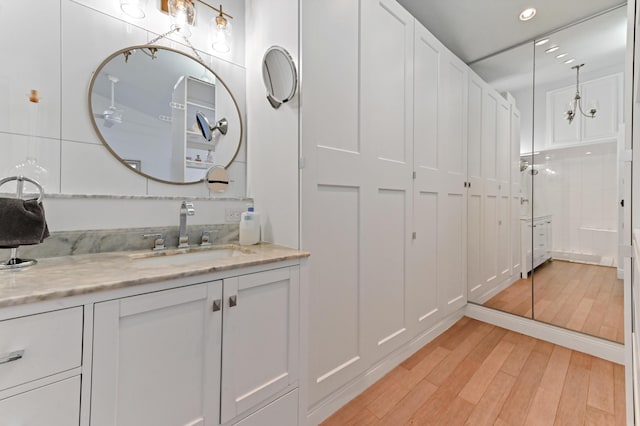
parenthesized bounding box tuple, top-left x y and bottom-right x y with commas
(88, 45, 243, 185)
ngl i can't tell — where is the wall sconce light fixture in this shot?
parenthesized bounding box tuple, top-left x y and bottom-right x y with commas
(120, 0, 148, 18)
(161, 0, 233, 51)
(167, 0, 197, 36)
(211, 5, 232, 53)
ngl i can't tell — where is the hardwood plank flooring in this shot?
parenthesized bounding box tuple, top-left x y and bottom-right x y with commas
(484, 260, 624, 343)
(321, 318, 625, 426)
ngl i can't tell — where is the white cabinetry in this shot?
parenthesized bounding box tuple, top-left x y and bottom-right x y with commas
(546, 73, 622, 149)
(91, 282, 222, 426)
(303, 0, 468, 410)
(360, 0, 414, 365)
(520, 215, 553, 277)
(221, 268, 299, 423)
(0, 307, 83, 426)
(0, 376, 81, 425)
(467, 72, 520, 303)
(91, 266, 299, 426)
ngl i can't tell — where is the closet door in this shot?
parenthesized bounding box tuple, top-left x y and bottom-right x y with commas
(497, 97, 512, 283)
(301, 0, 365, 407)
(510, 104, 522, 273)
(437, 50, 468, 314)
(467, 73, 485, 301)
(410, 21, 443, 332)
(360, 0, 414, 363)
(482, 88, 500, 292)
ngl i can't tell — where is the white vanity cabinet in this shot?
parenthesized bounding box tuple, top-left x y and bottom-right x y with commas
(90, 265, 300, 426)
(221, 267, 299, 424)
(0, 376, 81, 425)
(0, 307, 83, 426)
(520, 215, 553, 278)
(91, 282, 223, 426)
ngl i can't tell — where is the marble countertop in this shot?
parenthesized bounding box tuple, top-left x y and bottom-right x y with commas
(0, 243, 309, 308)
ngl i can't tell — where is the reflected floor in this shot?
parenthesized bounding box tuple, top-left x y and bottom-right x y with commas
(484, 260, 624, 344)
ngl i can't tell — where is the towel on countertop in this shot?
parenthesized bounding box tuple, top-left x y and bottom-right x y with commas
(0, 198, 50, 248)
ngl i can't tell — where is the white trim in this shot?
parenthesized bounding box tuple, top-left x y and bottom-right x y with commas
(465, 304, 624, 364)
(472, 273, 520, 304)
(305, 309, 464, 426)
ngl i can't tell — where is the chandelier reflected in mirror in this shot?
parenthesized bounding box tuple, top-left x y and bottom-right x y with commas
(565, 63, 597, 124)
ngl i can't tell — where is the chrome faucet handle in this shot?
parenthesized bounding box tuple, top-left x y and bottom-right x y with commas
(143, 233, 166, 251)
(181, 201, 195, 215)
(200, 230, 218, 247)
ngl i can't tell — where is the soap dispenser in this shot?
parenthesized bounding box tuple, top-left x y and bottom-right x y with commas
(239, 206, 260, 245)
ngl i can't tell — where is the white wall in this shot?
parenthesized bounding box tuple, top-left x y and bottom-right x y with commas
(245, 0, 299, 248)
(531, 143, 619, 265)
(1, 0, 249, 231)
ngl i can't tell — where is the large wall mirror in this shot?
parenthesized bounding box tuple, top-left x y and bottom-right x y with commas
(89, 45, 243, 185)
(469, 6, 626, 344)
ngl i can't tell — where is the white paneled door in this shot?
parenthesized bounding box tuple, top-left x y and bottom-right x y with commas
(302, 0, 469, 410)
(302, 0, 365, 407)
(360, 0, 415, 364)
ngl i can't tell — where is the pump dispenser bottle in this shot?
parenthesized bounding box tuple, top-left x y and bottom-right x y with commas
(239, 206, 260, 245)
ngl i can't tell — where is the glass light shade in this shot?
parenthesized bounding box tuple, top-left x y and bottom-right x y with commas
(212, 18, 232, 53)
(168, 0, 196, 36)
(120, 0, 147, 19)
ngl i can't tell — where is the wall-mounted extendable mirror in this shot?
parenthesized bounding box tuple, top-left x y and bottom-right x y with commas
(261, 46, 297, 109)
(89, 45, 243, 185)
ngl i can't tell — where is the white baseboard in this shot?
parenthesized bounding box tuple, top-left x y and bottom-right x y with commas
(473, 273, 520, 305)
(465, 304, 625, 364)
(305, 309, 465, 426)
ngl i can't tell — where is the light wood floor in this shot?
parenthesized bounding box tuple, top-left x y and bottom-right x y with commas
(484, 260, 624, 343)
(321, 317, 625, 426)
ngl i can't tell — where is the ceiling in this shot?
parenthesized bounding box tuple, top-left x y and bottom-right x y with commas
(470, 6, 627, 93)
(396, 0, 627, 64)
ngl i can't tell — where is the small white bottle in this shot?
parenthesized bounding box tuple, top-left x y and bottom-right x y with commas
(239, 206, 260, 245)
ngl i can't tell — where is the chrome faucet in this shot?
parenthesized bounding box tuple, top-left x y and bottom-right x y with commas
(178, 201, 195, 249)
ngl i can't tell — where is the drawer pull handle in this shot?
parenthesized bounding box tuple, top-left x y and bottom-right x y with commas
(0, 350, 24, 365)
(229, 295, 237, 308)
(212, 299, 221, 312)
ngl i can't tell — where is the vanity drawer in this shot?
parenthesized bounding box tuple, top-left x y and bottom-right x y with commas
(0, 376, 80, 426)
(0, 307, 83, 392)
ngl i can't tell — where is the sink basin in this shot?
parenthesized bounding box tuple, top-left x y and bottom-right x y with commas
(130, 245, 252, 267)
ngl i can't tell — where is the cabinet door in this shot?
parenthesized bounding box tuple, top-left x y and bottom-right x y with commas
(221, 267, 299, 423)
(91, 282, 222, 426)
(0, 376, 80, 426)
(467, 73, 485, 301)
(360, 0, 414, 363)
(410, 20, 444, 329)
(437, 49, 468, 314)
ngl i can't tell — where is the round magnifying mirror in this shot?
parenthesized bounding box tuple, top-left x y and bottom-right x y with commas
(261, 46, 297, 109)
(205, 166, 229, 193)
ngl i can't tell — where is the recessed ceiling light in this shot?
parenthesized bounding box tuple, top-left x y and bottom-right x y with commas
(585, 151, 592, 155)
(545, 46, 560, 53)
(519, 7, 537, 21)
(556, 53, 567, 59)
(564, 58, 575, 64)
(535, 38, 550, 46)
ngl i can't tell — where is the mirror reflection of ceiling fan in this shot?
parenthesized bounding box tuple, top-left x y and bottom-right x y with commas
(94, 74, 123, 128)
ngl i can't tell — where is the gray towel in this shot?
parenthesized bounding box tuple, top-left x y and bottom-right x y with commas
(0, 198, 50, 248)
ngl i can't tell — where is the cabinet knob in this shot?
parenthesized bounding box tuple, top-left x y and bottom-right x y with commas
(229, 295, 237, 307)
(212, 299, 221, 312)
